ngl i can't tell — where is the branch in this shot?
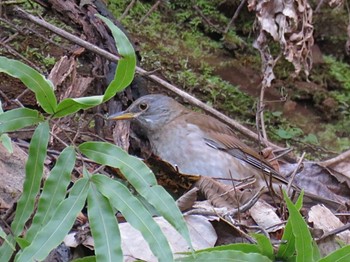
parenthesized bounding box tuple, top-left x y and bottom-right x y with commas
(15, 6, 285, 151)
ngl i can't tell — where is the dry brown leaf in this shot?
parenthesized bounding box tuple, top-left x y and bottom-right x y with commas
(249, 0, 313, 82)
(196, 176, 256, 209)
(261, 147, 280, 172)
(308, 204, 350, 244)
(176, 187, 199, 211)
(280, 162, 350, 205)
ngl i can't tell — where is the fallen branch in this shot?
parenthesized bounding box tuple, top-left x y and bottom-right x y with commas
(15, 6, 285, 151)
(318, 149, 350, 167)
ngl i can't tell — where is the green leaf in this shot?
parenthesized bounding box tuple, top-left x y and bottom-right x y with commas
(0, 227, 16, 250)
(0, 235, 16, 261)
(0, 101, 13, 153)
(301, 134, 319, 145)
(25, 146, 76, 242)
(96, 15, 136, 101)
(277, 191, 304, 260)
(253, 234, 274, 260)
(72, 256, 96, 262)
(283, 191, 315, 262)
(0, 133, 13, 153)
(15, 237, 31, 249)
(0, 56, 57, 114)
(79, 141, 192, 248)
(92, 174, 173, 262)
(11, 121, 50, 236)
(0, 108, 44, 133)
(190, 243, 261, 254)
(54, 95, 104, 118)
(53, 15, 136, 118)
(16, 178, 89, 262)
(177, 250, 272, 261)
(79, 141, 156, 184)
(88, 182, 123, 262)
(319, 245, 350, 262)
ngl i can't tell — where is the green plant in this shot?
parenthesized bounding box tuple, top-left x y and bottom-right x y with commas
(178, 191, 350, 261)
(0, 15, 191, 262)
(324, 56, 350, 107)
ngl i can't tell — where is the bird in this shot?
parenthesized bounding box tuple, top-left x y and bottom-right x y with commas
(108, 94, 341, 207)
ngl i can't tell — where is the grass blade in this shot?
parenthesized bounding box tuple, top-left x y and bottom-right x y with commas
(277, 191, 304, 260)
(319, 245, 350, 262)
(283, 191, 314, 262)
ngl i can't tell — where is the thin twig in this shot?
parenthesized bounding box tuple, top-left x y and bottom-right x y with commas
(224, 0, 247, 34)
(287, 152, 306, 195)
(193, 4, 224, 33)
(120, 0, 137, 21)
(316, 223, 350, 242)
(268, 148, 293, 162)
(318, 149, 350, 167)
(138, 0, 161, 24)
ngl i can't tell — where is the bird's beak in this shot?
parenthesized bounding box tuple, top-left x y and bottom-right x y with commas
(108, 111, 136, 120)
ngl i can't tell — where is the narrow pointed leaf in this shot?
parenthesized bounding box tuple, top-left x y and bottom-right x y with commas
(79, 141, 192, 248)
(277, 191, 304, 260)
(96, 15, 136, 101)
(0, 235, 16, 261)
(88, 183, 122, 262)
(54, 95, 104, 118)
(26, 146, 76, 242)
(0, 56, 57, 113)
(192, 243, 261, 254)
(0, 133, 13, 153)
(16, 178, 89, 262)
(92, 174, 173, 262)
(0, 227, 15, 250)
(177, 250, 272, 261)
(11, 121, 50, 236)
(0, 108, 44, 133)
(72, 256, 96, 262)
(319, 245, 350, 262)
(253, 233, 274, 260)
(53, 15, 136, 118)
(283, 191, 314, 262)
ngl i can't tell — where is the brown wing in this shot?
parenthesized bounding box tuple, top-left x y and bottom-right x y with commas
(181, 111, 344, 207)
(184, 111, 289, 183)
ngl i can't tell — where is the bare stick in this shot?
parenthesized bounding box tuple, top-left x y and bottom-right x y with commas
(224, 0, 247, 34)
(287, 152, 306, 195)
(15, 7, 285, 151)
(120, 0, 137, 21)
(193, 4, 224, 33)
(138, 0, 161, 24)
(318, 149, 350, 167)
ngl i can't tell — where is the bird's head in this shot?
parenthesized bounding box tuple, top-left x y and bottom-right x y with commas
(109, 94, 186, 132)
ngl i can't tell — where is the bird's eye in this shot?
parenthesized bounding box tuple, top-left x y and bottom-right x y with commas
(139, 103, 148, 111)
